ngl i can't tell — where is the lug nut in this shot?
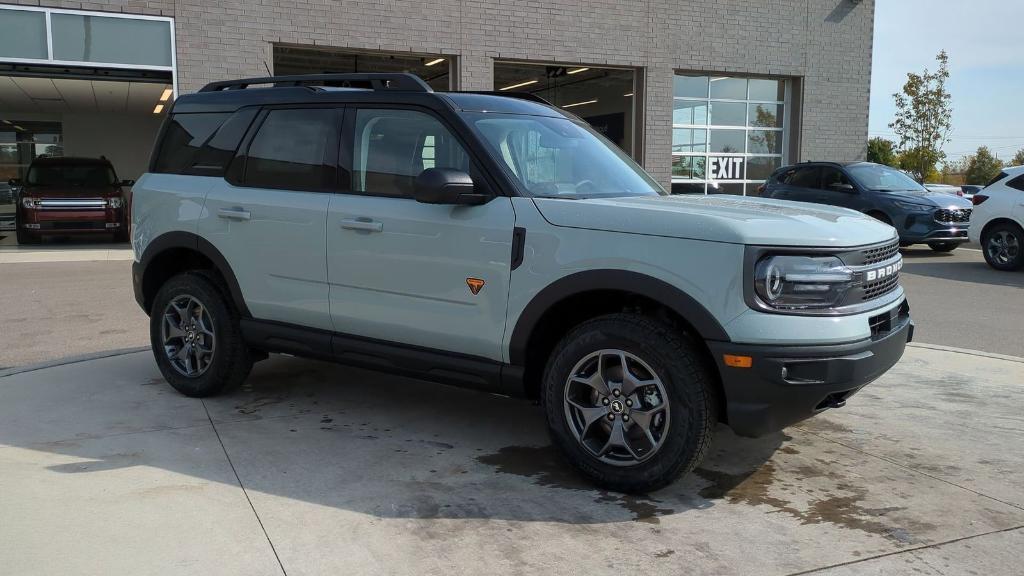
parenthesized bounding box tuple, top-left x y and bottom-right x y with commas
(625, 399, 633, 407)
(623, 415, 630, 422)
(607, 414, 615, 421)
(612, 389, 621, 397)
(602, 397, 610, 406)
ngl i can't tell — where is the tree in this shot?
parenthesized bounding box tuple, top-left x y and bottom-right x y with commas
(867, 137, 897, 166)
(1011, 148, 1024, 167)
(889, 51, 953, 182)
(964, 146, 1003, 185)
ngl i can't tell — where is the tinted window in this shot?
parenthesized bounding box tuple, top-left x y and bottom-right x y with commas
(985, 172, 1008, 188)
(154, 113, 229, 174)
(1007, 175, 1024, 192)
(27, 163, 116, 187)
(189, 108, 258, 175)
(244, 108, 337, 191)
(821, 167, 852, 191)
(783, 167, 820, 188)
(353, 109, 470, 198)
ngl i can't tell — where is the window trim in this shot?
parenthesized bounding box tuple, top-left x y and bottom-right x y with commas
(232, 104, 343, 193)
(339, 104, 498, 201)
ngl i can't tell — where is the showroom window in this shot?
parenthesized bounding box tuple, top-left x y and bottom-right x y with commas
(671, 74, 788, 195)
(493, 62, 639, 160)
(274, 45, 453, 91)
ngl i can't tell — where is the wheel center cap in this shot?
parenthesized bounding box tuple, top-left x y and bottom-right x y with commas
(610, 400, 624, 414)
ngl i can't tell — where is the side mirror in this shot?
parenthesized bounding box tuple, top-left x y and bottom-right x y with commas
(413, 168, 488, 205)
(830, 182, 856, 193)
(120, 179, 135, 187)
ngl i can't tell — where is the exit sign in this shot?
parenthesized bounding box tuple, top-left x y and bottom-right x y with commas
(709, 156, 744, 180)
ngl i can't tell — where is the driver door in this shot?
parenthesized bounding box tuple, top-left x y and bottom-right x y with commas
(326, 107, 515, 361)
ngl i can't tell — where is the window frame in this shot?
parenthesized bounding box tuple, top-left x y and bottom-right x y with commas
(230, 104, 343, 193)
(339, 104, 496, 200)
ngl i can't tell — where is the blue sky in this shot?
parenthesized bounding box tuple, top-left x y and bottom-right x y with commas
(869, 0, 1024, 164)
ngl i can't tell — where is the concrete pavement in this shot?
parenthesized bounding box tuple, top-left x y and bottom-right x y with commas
(1, 345, 1022, 575)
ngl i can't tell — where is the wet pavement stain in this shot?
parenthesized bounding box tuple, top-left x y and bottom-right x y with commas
(694, 463, 928, 543)
(654, 549, 676, 558)
(476, 445, 675, 523)
(234, 395, 285, 415)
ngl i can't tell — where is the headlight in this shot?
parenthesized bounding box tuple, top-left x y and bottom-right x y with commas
(893, 200, 932, 212)
(20, 196, 40, 209)
(754, 255, 854, 310)
(107, 196, 124, 209)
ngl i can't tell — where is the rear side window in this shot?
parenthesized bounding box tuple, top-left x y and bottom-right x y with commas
(1007, 175, 1024, 192)
(243, 108, 337, 191)
(783, 166, 820, 188)
(985, 172, 1008, 189)
(153, 113, 229, 174)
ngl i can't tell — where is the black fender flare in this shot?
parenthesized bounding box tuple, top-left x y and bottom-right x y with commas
(507, 269, 731, 365)
(138, 231, 250, 317)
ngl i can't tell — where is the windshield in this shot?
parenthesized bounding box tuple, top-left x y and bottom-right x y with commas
(846, 164, 925, 192)
(27, 163, 117, 188)
(467, 113, 664, 199)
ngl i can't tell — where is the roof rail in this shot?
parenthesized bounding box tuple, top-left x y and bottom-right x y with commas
(460, 90, 553, 106)
(198, 73, 433, 93)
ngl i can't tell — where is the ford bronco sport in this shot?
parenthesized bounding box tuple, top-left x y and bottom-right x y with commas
(132, 73, 913, 492)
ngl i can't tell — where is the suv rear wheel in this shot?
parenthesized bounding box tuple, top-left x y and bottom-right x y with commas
(150, 271, 253, 397)
(982, 222, 1024, 271)
(542, 313, 716, 493)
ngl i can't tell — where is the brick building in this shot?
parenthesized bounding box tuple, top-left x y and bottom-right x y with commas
(0, 0, 874, 193)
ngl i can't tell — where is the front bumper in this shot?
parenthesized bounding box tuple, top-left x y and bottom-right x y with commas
(898, 214, 969, 244)
(708, 300, 912, 437)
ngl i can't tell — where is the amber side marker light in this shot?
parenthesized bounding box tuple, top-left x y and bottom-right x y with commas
(723, 354, 753, 368)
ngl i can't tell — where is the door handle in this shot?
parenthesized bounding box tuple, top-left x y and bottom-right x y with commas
(218, 208, 251, 221)
(340, 218, 383, 233)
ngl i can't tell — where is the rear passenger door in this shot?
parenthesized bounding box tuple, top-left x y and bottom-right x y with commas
(198, 107, 339, 331)
(326, 107, 515, 361)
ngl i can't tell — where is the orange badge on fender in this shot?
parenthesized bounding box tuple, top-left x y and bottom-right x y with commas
(466, 278, 485, 295)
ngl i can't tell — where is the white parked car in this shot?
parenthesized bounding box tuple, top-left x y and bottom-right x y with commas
(968, 166, 1024, 270)
(924, 183, 963, 197)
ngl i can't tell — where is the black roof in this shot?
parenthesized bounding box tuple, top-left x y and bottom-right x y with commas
(173, 73, 568, 119)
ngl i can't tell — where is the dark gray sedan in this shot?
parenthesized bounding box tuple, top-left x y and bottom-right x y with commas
(763, 161, 974, 252)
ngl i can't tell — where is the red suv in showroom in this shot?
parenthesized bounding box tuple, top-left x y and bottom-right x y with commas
(12, 157, 133, 244)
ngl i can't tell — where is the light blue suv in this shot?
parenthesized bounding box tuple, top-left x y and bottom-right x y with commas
(132, 73, 912, 492)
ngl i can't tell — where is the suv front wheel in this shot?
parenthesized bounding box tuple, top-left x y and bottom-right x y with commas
(543, 313, 717, 493)
(150, 271, 253, 397)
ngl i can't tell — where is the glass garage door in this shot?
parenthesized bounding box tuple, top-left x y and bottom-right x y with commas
(671, 74, 788, 196)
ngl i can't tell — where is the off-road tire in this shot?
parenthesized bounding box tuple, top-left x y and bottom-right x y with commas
(542, 313, 717, 493)
(150, 271, 253, 397)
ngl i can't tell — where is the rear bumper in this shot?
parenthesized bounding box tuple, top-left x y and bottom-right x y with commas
(708, 301, 912, 437)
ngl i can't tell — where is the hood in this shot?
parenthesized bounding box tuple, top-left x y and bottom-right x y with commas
(533, 195, 897, 247)
(875, 189, 972, 209)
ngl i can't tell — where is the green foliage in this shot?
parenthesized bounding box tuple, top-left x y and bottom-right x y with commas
(867, 137, 897, 166)
(889, 51, 952, 182)
(964, 146, 1003, 184)
(1011, 148, 1024, 167)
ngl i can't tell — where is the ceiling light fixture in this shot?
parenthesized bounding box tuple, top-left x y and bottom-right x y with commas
(567, 67, 590, 75)
(562, 99, 597, 108)
(623, 92, 634, 97)
(159, 88, 173, 102)
(1, 119, 11, 125)
(500, 79, 538, 91)
(153, 104, 164, 114)
(425, 58, 445, 66)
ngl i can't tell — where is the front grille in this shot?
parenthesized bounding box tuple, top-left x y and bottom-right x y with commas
(934, 208, 971, 224)
(862, 272, 900, 301)
(860, 239, 900, 265)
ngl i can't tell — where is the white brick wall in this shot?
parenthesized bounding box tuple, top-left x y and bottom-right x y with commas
(13, 0, 875, 185)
